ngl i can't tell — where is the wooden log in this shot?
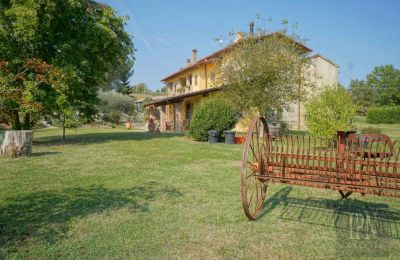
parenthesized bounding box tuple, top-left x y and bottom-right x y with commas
(0, 130, 33, 157)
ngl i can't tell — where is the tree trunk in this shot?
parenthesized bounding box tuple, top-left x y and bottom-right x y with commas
(11, 110, 21, 130)
(0, 130, 33, 157)
(62, 114, 66, 141)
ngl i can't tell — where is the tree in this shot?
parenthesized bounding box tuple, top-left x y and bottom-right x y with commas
(130, 83, 151, 94)
(103, 58, 135, 95)
(0, 0, 134, 135)
(97, 91, 135, 124)
(305, 86, 356, 138)
(366, 65, 400, 106)
(215, 30, 313, 117)
(348, 79, 377, 114)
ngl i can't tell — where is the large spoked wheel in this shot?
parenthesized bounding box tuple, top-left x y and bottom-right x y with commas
(241, 116, 270, 220)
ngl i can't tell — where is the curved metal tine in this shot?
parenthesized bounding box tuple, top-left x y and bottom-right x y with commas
(295, 135, 300, 170)
(328, 138, 334, 179)
(393, 141, 400, 176)
(312, 136, 317, 170)
(382, 138, 392, 189)
(289, 135, 294, 168)
(284, 135, 289, 171)
(358, 135, 367, 183)
(368, 138, 379, 187)
(277, 135, 283, 170)
(317, 137, 323, 172)
(306, 136, 311, 171)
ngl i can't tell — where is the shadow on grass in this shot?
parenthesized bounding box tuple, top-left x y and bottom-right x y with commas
(0, 182, 182, 255)
(33, 131, 184, 147)
(31, 151, 62, 157)
(261, 186, 400, 240)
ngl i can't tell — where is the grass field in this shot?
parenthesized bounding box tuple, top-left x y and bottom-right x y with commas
(353, 116, 400, 142)
(1, 120, 400, 258)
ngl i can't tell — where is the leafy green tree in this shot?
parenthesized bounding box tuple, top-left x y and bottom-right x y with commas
(130, 83, 152, 94)
(155, 86, 168, 93)
(348, 79, 377, 114)
(0, 0, 134, 134)
(366, 65, 400, 106)
(215, 30, 313, 116)
(305, 86, 356, 138)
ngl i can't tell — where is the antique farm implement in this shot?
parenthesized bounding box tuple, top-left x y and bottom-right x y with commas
(241, 117, 400, 220)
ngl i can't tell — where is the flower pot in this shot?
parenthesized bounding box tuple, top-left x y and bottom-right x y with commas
(125, 121, 132, 129)
(235, 136, 245, 144)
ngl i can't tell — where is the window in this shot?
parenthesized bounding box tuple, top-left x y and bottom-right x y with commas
(210, 72, 216, 82)
(194, 75, 198, 86)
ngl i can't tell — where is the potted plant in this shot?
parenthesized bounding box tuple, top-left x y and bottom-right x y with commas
(125, 118, 132, 129)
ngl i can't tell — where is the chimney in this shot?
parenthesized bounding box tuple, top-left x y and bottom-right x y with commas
(249, 21, 254, 37)
(186, 58, 191, 67)
(192, 49, 198, 63)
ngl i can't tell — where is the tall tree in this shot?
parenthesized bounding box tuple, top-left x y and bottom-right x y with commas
(366, 65, 400, 106)
(0, 0, 134, 132)
(131, 83, 151, 94)
(348, 79, 377, 114)
(215, 30, 313, 116)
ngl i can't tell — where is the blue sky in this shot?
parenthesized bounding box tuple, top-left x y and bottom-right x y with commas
(102, 0, 400, 90)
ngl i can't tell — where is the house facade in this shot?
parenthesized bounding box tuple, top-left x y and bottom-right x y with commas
(145, 24, 339, 132)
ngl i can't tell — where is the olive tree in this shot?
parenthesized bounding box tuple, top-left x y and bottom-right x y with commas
(97, 91, 136, 124)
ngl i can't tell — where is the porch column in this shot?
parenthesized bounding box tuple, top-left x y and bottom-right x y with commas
(174, 103, 182, 132)
(159, 105, 166, 131)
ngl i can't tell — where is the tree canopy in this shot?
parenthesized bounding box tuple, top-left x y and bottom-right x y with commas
(305, 86, 356, 138)
(0, 0, 134, 130)
(215, 31, 313, 116)
(366, 65, 400, 106)
(348, 65, 400, 113)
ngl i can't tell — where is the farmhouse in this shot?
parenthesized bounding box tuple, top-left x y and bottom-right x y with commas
(144, 23, 339, 132)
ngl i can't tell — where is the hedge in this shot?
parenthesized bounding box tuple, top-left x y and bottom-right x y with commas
(366, 106, 400, 124)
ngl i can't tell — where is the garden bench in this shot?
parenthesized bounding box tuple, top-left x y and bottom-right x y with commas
(241, 117, 400, 220)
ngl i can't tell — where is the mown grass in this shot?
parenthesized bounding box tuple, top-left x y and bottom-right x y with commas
(353, 116, 400, 142)
(1, 123, 400, 259)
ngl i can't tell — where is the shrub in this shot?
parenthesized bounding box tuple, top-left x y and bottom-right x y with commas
(189, 97, 239, 141)
(97, 91, 135, 124)
(366, 106, 400, 124)
(305, 86, 356, 138)
(361, 126, 381, 134)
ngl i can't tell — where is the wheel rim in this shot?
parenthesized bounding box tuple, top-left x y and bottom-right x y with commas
(241, 117, 269, 220)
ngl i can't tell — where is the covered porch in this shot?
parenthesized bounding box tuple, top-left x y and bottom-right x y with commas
(144, 88, 220, 132)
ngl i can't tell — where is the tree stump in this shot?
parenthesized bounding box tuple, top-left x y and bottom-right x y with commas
(0, 130, 33, 157)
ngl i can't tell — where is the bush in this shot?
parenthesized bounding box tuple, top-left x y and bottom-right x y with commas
(361, 126, 381, 134)
(305, 86, 356, 138)
(189, 97, 239, 141)
(97, 91, 135, 124)
(366, 106, 400, 124)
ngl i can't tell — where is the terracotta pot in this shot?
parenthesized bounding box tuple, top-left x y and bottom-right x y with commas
(235, 136, 245, 144)
(125, 121, 132, 129)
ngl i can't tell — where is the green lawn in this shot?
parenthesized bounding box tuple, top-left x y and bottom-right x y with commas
(1, 124, 400, 258)
(353, 116, 400, 142)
